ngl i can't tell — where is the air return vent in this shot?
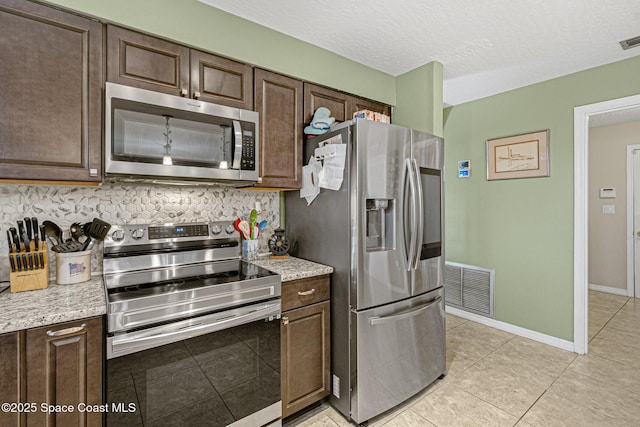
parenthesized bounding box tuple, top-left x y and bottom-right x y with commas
(444, 262, 494, 318)
(620, 35, 640, 50)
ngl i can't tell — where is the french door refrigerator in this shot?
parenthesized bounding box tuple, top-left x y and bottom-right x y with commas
(285, 119, 446, 424)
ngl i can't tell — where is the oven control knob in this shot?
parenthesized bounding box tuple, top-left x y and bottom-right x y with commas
(211, 225, 222, 235)
(111, 229, 125, 242)
(131, 228, 145, 240)
(225, 224, 235, 235)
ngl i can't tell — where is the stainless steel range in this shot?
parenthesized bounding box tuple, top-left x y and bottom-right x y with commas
(103, 221, 282, 427)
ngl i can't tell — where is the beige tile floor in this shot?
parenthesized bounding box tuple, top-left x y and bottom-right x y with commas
(286, 290, 640, 426)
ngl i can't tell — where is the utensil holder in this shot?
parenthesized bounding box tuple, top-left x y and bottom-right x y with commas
(56, 250, 91, 285)
(242, 239, 259, 261)
(9, 242, 49, 293)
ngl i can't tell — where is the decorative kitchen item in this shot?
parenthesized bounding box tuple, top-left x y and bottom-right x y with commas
(268, 228, 290, 258)
(56, 250, 91, 285)
(486, 130, 549, 180)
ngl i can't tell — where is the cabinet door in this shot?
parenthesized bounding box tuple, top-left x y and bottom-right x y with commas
(0, 0, 102, 182)
(0, 331, 22, 427)
(107, 25, 190, 97)
(303, 83, 350, 124)
(190, 50, 253, 109)
(25, 317, 103, 427)
(255, 69, 303, 189)
(350, 95, 392, 118)
(281, 301, 330, 418)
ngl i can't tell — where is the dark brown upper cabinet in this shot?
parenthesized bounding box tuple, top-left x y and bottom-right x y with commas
(304, 83, 391, 125)
(254, 69, 303, 189)
(349, 95, 391, 118)
(107, 25, 253, 110)
(304, 83, 350, 124)
(0, 0, 103, 183)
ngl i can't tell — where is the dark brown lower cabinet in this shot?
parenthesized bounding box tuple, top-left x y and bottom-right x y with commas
(0, 316, 103, 427)
(281, 276, 331, 418)
(0, 331, 21, 427)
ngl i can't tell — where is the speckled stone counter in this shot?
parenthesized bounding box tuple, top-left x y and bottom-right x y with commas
(250, 256, 333, 282)
(0, 257, 331, 334)
(0, 276, 106, 334)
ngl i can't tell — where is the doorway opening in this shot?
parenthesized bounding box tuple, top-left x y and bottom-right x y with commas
(574, 93, 640, 354)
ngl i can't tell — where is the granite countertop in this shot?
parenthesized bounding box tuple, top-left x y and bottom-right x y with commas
(250, 256, 333, 282)
(0, 276, 106, 334)
(0, 256, 332, 334)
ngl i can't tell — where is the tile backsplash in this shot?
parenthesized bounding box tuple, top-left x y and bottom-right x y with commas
(0, 183, 280, 281)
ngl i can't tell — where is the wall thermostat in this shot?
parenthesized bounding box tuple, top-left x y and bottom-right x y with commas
(599, 188, 616, 199)
(458, 160, 470, 178)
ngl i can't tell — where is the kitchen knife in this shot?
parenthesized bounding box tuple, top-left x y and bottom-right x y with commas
(7, 230, 13, 253)
(16, 254, 22, 271)
(21, 254, 27, 270)
(10, 228, 20, 253)
(27, 253, 34, 270)
(24, 218, 32, 242)
(17, 220, 30, 252)
(7, 230, 16, 273)
(17, 221, 25, 251)
(39, 225, 46, 243)
(31, 217, 39, 251)
(39, 253, 45, 270)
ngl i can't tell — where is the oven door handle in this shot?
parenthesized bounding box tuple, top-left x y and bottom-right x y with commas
(108, 301, 281, 359)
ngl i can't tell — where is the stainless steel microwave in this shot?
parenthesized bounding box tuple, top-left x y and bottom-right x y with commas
(105, 82, 259, 185)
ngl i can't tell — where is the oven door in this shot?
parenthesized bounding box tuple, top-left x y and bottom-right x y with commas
(106, 301, 281, 427)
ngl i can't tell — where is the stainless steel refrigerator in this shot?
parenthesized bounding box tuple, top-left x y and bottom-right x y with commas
(285, 119, 446, 424)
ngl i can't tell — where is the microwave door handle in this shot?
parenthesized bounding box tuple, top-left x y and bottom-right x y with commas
(231, 120, 243, 170)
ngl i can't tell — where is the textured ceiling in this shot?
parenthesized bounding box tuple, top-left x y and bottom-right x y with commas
(590, 107, 640, 128)
(199, 0, 640, 106)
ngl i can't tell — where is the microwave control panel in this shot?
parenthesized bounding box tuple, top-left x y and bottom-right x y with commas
(241, 130, 255, 170)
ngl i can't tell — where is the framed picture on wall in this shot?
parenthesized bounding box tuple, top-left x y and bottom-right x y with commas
(486, 130, 550, 180)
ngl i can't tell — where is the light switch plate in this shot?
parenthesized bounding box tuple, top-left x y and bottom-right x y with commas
(602, 204, 615, 215)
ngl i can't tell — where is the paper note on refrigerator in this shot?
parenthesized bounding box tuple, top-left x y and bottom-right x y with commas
(300, 155, 321, 205)
(316, 144, 346, 190)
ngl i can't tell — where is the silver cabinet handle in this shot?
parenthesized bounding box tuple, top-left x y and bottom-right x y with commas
(369, 296, 441, 325)
(180, 88, 188, 97)
(47, 323, 86, 337)
(192, 91, 201, 99)
(298, 288, 315, 296)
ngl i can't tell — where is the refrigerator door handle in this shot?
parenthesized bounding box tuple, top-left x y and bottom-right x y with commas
(369, 296, 442, 325)
(404, 158, 418, 272)
(412, 159, 424, 270)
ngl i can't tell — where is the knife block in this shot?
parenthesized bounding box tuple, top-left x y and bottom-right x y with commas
(9, 242, 49, 293)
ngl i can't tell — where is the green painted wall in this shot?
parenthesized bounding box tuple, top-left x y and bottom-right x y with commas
(444, 55, 640, 341)
(44, 0, 395, 105)
(394, 62, 444, 137)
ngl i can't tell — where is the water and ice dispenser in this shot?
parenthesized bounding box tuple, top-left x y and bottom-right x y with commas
(366, 199, 394, 251)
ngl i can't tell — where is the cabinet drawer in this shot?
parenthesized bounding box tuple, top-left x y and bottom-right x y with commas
(282, 275, 330, 311)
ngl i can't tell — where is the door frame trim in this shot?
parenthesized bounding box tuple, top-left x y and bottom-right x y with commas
(626, 144, 640, 298)
(574, 93, 640, 355)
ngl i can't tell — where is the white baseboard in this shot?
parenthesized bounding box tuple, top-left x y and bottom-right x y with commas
(445, 306, 575, 353)
(588, 283, 629, 296)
